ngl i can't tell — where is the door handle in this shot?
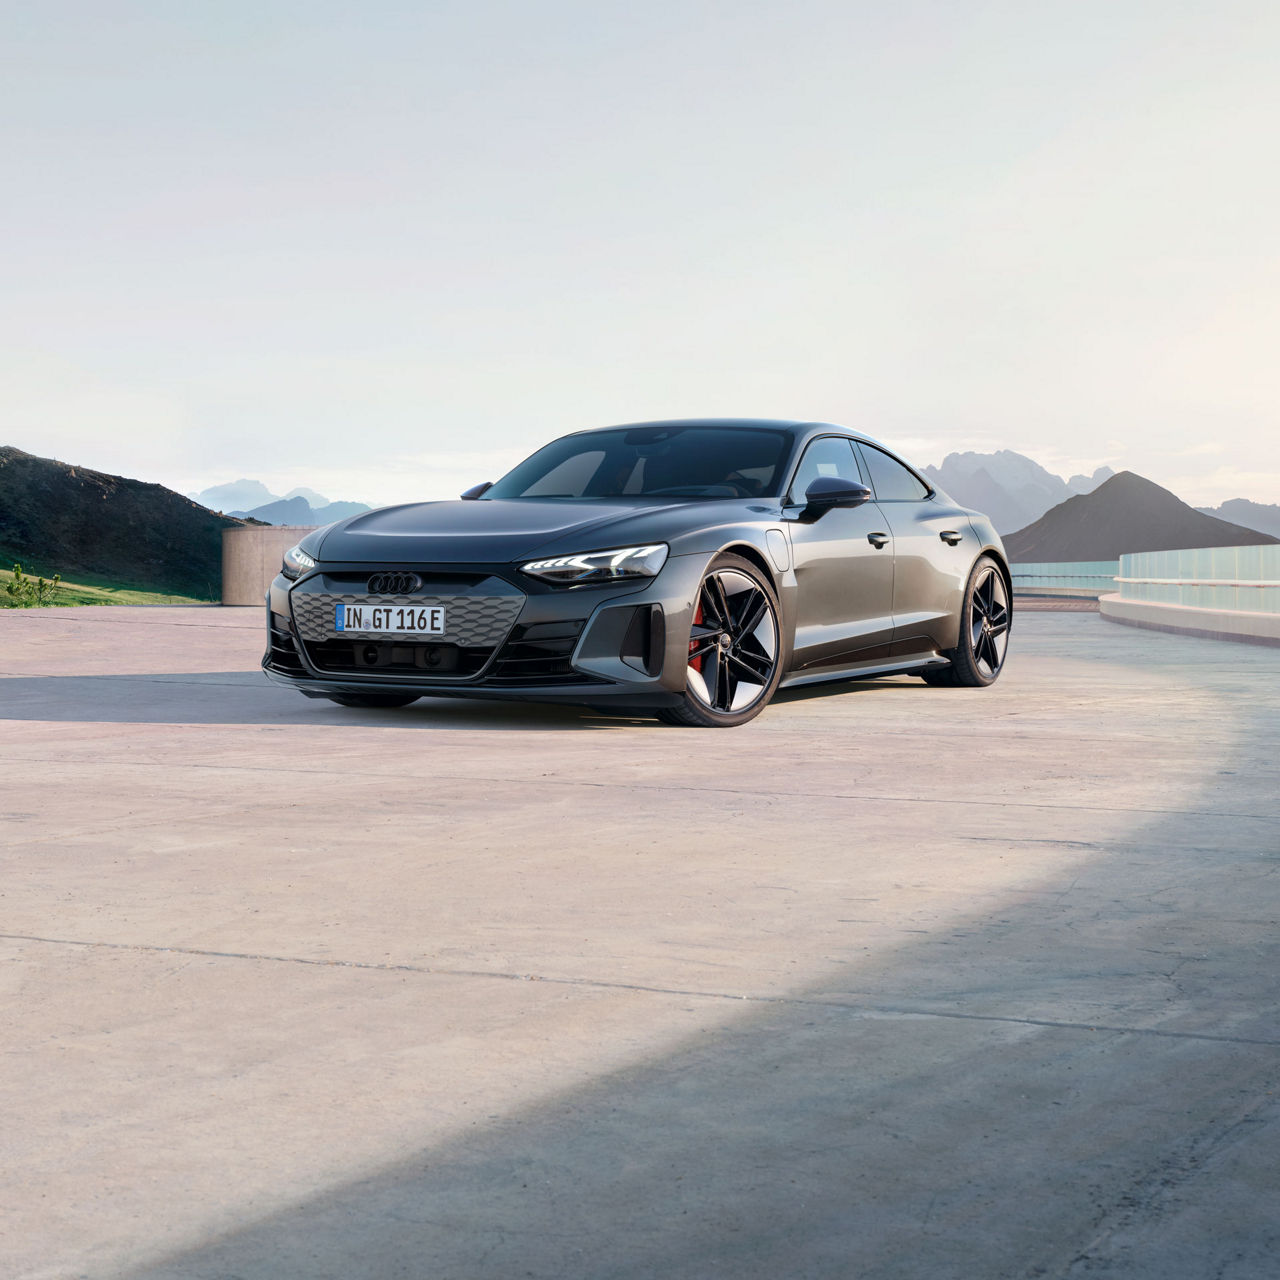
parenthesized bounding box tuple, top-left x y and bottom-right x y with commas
(867, 532, 889, 549)
(939, 530, 963, 545)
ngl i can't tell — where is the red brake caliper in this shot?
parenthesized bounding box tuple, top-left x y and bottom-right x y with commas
(689, 600, 703, 673)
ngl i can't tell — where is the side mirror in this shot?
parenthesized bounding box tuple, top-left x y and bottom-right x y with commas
(801, 476, 871, 519)
(460, 482, 493, 501)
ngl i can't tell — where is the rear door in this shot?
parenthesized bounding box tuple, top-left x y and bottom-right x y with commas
(784, 436, 895, 670)
(855, 441, 974, 655)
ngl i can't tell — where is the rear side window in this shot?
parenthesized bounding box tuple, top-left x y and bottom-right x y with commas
(858, 443, 930, 502)
(787, 437, 864, 504)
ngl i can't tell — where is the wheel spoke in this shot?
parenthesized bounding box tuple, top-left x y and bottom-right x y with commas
(978, 632, 994, 674)
(695, 583, 719, 630)
(728, 648, 772, 681)
(734, 591, 768, 641)
(707, 575, 733, 629)
(702, 646, 723, 708)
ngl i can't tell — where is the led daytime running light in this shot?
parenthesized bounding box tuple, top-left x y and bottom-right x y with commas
(282, 544, 317, 579)
(521, 544, 668, 585)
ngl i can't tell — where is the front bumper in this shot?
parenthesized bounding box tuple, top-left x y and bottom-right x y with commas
(262, 555, 710, 707)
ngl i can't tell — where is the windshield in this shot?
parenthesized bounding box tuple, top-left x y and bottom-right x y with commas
(485, 426, 794, 501)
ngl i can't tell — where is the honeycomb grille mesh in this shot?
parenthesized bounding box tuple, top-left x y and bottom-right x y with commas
(291, 593, 523, 647)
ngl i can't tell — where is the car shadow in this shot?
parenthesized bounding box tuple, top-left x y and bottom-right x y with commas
(0, 670, 920, 729)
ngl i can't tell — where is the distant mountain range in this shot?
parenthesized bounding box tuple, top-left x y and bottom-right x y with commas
(923, 450, 1115, 534)
(924, 449, 1280, 546)
(1004, 472, 1279, 562)
(1195, 498, 1280, 539)
(188, 480, 370, 526)
(1, 446, 239, 597)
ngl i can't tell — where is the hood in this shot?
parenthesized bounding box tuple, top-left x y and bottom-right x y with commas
(314, 497, 755, 565)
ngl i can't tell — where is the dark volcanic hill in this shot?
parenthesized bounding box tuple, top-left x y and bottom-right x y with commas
(0, 446, 243, 597)
(1004, 471, 1280, 562)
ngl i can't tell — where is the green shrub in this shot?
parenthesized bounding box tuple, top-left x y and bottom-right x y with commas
(3, 563, 61, 607)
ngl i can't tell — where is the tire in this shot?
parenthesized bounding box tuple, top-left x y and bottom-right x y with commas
(657, 553, 784, 727)
(323, 692, 421, 708)
(920, 555, 1011, 688)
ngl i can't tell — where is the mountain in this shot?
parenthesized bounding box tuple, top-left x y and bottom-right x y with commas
(194, 480, 370, 525)
(1195, 498, 1280, 539)
(312, 500, 371, 523)
(1004, 472, 1280, 562)
(189, 478, 276, 513)
(284, 486, 328, 507)
(923, 451, 1114, 533)
(231, 496, 316, 525)
(227, 497, 371, 525)
(1, 446, 241, 598)
(1067, 466, 1116, 495)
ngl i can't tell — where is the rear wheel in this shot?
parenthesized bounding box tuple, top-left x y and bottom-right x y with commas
(323, 692, 420, 708)
(920, 555, 1011, 687)
(657, 554, 783, 727)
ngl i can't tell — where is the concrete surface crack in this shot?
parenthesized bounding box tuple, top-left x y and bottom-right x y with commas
(1, 756, 1277, 823)
(4, 930, 1278, 1050)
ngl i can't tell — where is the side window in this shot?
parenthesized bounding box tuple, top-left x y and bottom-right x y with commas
(787, 437, 864, 504)
(859, 444, 930, 502)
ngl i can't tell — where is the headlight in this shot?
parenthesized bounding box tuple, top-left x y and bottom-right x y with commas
(521, 544, 669, 586)
(281, 543, 317, 580)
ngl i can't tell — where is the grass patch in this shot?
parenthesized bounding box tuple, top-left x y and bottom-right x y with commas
(0, 564, 209, 607)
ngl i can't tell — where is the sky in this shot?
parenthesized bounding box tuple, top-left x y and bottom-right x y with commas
(3, 0, 1278, 508)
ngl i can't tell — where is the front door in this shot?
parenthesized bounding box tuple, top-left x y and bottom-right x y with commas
(784, 436, 895, 671)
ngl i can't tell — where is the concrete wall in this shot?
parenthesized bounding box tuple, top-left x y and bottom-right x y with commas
(222, 526, 318, 606)
(1100, 595, 1280, 647)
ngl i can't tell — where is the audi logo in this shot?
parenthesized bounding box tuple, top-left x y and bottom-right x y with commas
(367, 572, 422, 595)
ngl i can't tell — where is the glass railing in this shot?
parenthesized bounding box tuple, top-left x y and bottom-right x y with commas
(1011, 561, 1119, 594)
(1117, 546, 1280, 614)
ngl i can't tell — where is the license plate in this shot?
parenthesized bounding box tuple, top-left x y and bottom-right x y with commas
(335, 603, 445, 635)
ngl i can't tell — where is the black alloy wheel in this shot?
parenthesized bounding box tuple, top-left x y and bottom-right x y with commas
(921, 554, 1011, 687)
(658, 553, 784, 727)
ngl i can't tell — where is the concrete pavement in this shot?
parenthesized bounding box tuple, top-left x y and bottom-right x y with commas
(1, 605, 1277, 1278)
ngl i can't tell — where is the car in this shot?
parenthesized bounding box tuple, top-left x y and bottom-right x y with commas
(263, 419, 1012, 727)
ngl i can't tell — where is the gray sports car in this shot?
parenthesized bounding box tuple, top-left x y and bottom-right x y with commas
(263, 419, 1011, 726)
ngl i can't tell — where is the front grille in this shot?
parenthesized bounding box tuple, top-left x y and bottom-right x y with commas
(291, 590, 523, 648)
(487, 619, 601, 686)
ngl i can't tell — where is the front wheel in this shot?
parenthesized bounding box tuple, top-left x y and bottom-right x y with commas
(920, 555, 1011, 687)
(657, 554, 784, 727)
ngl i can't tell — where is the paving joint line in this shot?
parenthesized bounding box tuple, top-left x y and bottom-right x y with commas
(5, 931, 1277, 1050)
(0, 757, 1273, 822)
